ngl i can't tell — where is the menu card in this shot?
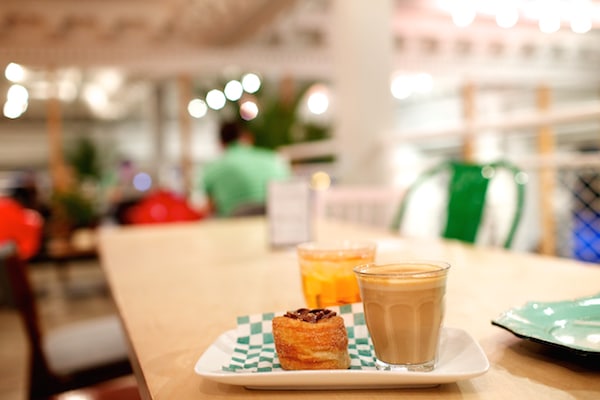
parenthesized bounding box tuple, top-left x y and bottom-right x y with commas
(267, 179, 312, 248)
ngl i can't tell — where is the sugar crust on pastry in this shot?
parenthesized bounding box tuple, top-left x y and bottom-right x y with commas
(272, 308, 350, 370)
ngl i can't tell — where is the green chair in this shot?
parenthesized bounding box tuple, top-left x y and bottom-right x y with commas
(390, 160, 526, 248)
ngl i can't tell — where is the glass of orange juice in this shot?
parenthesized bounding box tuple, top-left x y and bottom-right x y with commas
(297, 240, 377, 308)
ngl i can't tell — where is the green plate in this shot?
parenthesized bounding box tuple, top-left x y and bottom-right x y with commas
(492, 293, 600, 356)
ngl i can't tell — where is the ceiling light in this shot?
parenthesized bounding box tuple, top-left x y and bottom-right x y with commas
(571, 17, 592, 33)
(391, 74, 412, 100)
(539, 15, 561, 33)
(451, 1, 477, 28)
(5, 62, 25, 83)
(7, 84, 29, 103)
(496, 7, 519, 28)
(83, 84, 108, 109)
(3, 100, 27, 119)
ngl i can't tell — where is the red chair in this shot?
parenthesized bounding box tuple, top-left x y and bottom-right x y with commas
(124, 189, 205, 225)
(0, 197, 43, 260)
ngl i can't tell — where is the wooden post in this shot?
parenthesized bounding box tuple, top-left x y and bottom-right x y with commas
(537, 85, 556, 256)
(47, 69, 69, 192)
(462, 82, 476, 162)
(178, 75, 193, 197)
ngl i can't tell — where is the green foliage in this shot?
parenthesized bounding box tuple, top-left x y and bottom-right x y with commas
(66, 136, 102, 182)
(53, 135, 102, 230)
(246, 81, 333, 149)
(302, 123, 330, 143)
(244, 82, 313, 149)
(51, 189, 97, 229)
(195, 77, 331, 151)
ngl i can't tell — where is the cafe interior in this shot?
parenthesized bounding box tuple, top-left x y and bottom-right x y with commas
(1, 1, 600, 399)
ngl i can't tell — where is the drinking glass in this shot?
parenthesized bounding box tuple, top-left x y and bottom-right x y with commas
(297, 240, 377, 308)
(354, 261, 450, 372)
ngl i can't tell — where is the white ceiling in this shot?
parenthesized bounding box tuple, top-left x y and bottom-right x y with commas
(0, 0, 599, 171)
(0, 0, 301, 75)
(1, 0, 599, 81)
(1, 0, 600, 122)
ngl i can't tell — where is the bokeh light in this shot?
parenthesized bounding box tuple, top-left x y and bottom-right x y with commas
(133, 172, 152, 192)
(188, 98, 208, 118)
(239, 100, 259, 120)
(391, 74, 413, 100)
(307, 90, 329, 115)
(83, 84, 108, 109)
(310, 171, 331, 191)
(451, 4, 476, 27)
(4, 84, 29, 119)
(5, 62, 25, 82)
(3, 100, 27, 119)
(571, 16, 592, 33)
(224, 80, 243, 101)
(206, 89, 226, 110)
(496, 6, 519, 28)
(241, 73, 261, 93)
(7, 84, 29, 103)
(539, 14, 561, 33)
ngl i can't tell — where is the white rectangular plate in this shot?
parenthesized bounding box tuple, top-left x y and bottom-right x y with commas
(194, 327, 489, 390)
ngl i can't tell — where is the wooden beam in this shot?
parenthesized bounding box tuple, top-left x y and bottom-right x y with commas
(178, 74, 193, 197)
(461, 82, 476, 162)
(46, 69, 69, 192)
(536, 85, 557, 256)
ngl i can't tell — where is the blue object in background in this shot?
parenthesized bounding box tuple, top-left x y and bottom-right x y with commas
(572, 166, 600, 264)
(573, 210, 600, 263)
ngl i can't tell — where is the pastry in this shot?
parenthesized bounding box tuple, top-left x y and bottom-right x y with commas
(272, 308, 350, 370)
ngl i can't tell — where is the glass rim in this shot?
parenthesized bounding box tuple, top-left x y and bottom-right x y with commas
(353, 261, 450, 277)
(297, 240, 377, 252)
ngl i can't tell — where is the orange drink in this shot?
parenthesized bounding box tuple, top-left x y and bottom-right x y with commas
(297, 241, 376, 308)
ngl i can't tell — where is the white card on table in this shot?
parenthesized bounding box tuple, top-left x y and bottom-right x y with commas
(267, 180, 312, 248)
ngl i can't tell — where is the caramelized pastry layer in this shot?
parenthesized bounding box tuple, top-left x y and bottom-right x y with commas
(272, 308, 350, 370)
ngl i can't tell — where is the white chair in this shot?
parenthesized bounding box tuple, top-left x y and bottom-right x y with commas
(313, 185, 404, 229)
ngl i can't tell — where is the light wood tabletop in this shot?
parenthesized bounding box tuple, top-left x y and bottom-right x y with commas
(98, 217, 600, 399)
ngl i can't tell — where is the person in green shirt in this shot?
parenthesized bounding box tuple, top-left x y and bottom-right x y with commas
(202, 120, 291, 217)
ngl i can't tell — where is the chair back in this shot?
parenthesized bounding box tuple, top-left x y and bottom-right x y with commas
(391, 160, 526, 248)
(0, 241, 60, 395)
(1, 241, 133, 399)
(124, 189, 204, 224)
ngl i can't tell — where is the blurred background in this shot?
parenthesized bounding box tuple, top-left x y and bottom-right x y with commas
(1, 1, 600, 398)
(0, 0, 599, 259)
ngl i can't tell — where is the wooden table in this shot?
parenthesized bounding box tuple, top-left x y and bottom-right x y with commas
(98, 217, 600, 399)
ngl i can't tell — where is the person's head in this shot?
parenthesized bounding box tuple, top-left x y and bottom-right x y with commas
(219, 120, 253, 148)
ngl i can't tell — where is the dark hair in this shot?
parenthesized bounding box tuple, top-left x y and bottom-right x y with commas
(219, 121, 243, 146)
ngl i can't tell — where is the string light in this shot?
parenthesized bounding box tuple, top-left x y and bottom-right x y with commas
(442, 0, 598, 34)
(205, 89, 226, 110)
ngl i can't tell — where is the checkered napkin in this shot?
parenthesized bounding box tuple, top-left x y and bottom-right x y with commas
(222, 303, 377, 372)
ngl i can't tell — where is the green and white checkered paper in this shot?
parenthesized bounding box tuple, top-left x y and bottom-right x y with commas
(222, 303, 377, 372)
